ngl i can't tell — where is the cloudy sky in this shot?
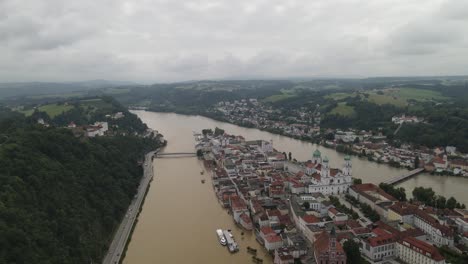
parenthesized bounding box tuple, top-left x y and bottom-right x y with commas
(0, 0, 467, 82)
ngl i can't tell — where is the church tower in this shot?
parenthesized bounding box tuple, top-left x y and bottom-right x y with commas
(321, 156, 330, 178)
(343, 155, 352, 176)
(329, 227, 338, 263)
(312, 149, 322, 164)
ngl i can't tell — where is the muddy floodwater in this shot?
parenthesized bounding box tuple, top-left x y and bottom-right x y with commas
(123, 111, 468, 264)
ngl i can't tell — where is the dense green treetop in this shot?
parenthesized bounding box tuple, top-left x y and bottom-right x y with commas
(0, 101, 162, 263)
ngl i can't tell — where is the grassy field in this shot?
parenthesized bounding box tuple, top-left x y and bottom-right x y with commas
(21, 103, 74, 117)
(397, 88, 448, 101)
(326, 92, 354, 100)
(329, 102, 355, 116)
(365, 88, 449, 107)
(80, 98, 114, 112)
(366, 93, 408, 107)
(262, 89, 297, 103)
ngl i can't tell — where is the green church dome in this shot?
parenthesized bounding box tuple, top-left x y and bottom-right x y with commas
(313, 149, 321, 157)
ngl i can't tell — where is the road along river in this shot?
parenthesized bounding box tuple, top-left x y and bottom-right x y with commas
(123, 111, 468, 264)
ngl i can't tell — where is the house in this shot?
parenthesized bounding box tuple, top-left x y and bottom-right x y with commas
(349, 183, 397, 218)
(387, 202, 418, 224)
(396, 237, 445, 264)
(361, 228, 397, 261)
(274, 247, 295, 264)
(85, 121, 108, 137)
(449, 159, 468, 171)
(313, 227, 347, 264)
(328, 207, 348, 223)
(387, 202, 453, 247)
(239, 212, 253, 230)
(432, 156, 448, 170)
(413, 210, 454, 247)
(229, 195, 250, 227)
(259, 226, 283, 251)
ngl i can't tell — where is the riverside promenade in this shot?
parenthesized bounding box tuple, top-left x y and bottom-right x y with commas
(102, 150, 158, 264)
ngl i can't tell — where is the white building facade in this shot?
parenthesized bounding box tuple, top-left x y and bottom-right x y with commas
(307, 150, 352, 195)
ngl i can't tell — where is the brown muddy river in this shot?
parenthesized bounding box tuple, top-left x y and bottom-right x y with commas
(123, 111, 468, 264)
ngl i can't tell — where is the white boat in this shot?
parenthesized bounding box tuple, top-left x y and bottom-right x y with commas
(223, 230, 239, 253)
(216, 229, 227, 246)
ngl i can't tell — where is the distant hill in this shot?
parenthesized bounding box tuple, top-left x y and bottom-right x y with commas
(0, 80, 138, 99)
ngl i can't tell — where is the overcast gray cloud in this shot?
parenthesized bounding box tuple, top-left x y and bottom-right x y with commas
(0, 0, 467, 82)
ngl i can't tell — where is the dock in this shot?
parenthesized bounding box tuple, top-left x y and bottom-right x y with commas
(383, 168, 425, 185)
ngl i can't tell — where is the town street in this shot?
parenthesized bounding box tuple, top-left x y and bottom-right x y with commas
(102, 150, 158, 264)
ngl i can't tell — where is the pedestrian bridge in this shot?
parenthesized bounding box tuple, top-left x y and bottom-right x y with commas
(154, 152, 197, 158)
(382, 168, 425, 185)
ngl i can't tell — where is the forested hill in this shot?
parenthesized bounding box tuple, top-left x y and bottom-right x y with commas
(0, 104, 162, 263)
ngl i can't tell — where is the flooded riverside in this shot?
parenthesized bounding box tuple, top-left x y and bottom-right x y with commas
(123, 111, 468, 264)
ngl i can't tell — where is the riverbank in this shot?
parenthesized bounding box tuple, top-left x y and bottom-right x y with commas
(103, 150, 158, 264)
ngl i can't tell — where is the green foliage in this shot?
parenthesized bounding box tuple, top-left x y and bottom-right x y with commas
(214, 127, 225, 136)
(329, 102, 355, 117)
(353, 178, 362, 185)
(196, 149, 203, 157)
(343, 240, 367, 264)
(360, 203, 381, 222)
(0, 105, 161, 263)
(329, 196, 359, 220)
(412, 187, 465, 209)
(202, 129, 213, 136)
(438, 246, 468, 264)
(379, 183, 407, 201)
(303, 201, 310, 210)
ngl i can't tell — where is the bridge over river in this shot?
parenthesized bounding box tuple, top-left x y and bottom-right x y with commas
(154, 152, 197, 158)
(382, 168, 425, 185)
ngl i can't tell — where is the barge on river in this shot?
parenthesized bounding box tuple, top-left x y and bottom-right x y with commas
(222, 230, 239, 253)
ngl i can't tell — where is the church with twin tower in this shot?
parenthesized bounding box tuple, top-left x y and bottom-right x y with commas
(306, 149, 353, 195)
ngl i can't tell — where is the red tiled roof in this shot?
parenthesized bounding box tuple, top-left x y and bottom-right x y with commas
(314, 231, 345, 254)
(346, 220, 362, 229)
(328, 207, 339, 215)
(260, 226, 276, 236)
(330, 168, 341, 177)
(351, 183, 397, 202)
(400, 237, 444, 261)
(302, 215, 320, 224)
(389, 202, 418, 216)
(432, 157, 445, 165)
(311, 173, 321, 182)
(230, 195, 247, 211)
(414, 210, 453, 236)
(367, 228, 396, 247)
(240, 213, 251, 224)
(352, 227, 372, 235)
(265, 235, 282, 243)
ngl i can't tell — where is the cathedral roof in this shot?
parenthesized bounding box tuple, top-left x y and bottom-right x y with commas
(313, 149, 321, 157)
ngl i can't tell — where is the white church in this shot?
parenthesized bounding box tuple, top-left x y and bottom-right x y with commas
(306, 149, 353, 195)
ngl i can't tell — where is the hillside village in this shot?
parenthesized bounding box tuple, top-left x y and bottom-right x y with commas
(212, 99, 468, 177)
(196, 130, 468, 264)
